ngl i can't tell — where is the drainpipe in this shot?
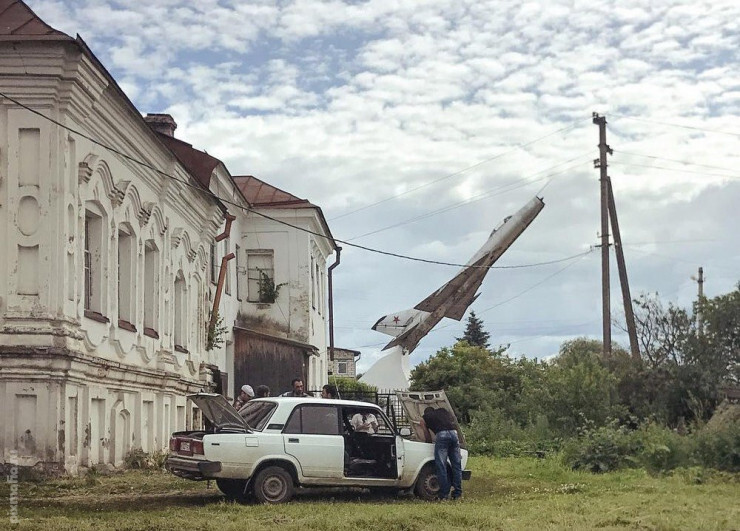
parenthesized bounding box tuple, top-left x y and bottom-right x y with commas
(209, 214, 237, 333)
(328, 246, 341, 361)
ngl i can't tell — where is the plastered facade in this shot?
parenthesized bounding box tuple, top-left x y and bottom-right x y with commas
(0, 39, 225, 473)
(0, 36, 335, 473)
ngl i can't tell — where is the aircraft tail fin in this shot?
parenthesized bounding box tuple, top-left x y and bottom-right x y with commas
(372, 308, 425, 338)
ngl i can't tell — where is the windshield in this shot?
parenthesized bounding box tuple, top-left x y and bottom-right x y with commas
(240, 400, 277, 431)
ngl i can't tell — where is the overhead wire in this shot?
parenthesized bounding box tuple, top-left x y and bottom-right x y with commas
(328, 119, 587, 221)
(0, 89, 586, 271)
(610, 161, 740, 181)
(610, 113, 740, 138)
(346, 153, 593, 241)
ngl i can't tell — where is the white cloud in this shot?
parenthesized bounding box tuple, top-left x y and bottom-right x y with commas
(24, 0, 740, 368)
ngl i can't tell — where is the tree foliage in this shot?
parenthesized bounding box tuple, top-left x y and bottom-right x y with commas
(456, 310, 491, 348)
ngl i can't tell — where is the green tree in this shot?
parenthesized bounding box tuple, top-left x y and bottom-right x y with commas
(457, 310, 491, 348)
(631, 285, 740, 424)
(543, 338, 623, 434)
(410, 342, 519, 423)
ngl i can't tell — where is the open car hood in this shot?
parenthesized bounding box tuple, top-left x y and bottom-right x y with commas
(188, 393, 250, 432)
(396, 390, 466, 449)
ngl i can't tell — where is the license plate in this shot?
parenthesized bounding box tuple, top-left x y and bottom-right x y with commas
(180, 441, 191, 453)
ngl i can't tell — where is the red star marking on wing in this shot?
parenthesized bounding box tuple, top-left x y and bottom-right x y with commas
(392, 316, 400, 324)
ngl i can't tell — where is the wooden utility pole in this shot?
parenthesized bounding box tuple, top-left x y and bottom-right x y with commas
(607, 178, 640, 360)
(693, 266, 704, 335)
(593, 113, 612, 356)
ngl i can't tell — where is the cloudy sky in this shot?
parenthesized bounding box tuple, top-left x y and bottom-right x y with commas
(29, 0, 740, 371)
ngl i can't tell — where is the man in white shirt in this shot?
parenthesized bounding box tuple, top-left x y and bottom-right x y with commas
(350, 412, 378, 433)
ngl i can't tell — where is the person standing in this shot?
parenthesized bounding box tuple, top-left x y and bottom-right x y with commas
(321, 384, 338, 399)
(232, 385, 254, 410)
(281, 378, 309, 397)
(255, 385, 270, 398)
(420, 407, 462, 500)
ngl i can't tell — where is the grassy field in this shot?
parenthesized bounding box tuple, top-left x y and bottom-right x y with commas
(2, 456, 738, 530)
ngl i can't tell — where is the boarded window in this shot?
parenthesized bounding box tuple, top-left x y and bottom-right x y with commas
(144, 240, 159, 333)
(117, 225, 135, 327)
(174, 271, 186, 350)
(84, 208, 105, 314)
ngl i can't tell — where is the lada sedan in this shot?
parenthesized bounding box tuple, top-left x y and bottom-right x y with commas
(166, 391, 470, 503)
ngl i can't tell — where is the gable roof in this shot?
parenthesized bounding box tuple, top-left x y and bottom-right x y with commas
(0, 0, 71, 41)
(233, 175, 337, 250)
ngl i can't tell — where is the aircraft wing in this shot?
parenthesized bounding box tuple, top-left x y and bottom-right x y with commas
(414, 255, 488, 314)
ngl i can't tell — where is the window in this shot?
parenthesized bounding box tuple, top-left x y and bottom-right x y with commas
(143, 240, 159, 337)
(117, 225, 136, 330)
(84, 207, 105, 317)
(344, 408, 394, 435)
(316, 261, 321, 315)
(174, 271, 186, 352)
(235, 244, 243, 301)
(239, 402, 277, 431)
(247, 250, 276, 303)
(284, 405, 340, 435)
(210, 244, 217, 285)
(223, 238, 231, 295)
(311, 255, 315, 310)
(337, 362, 348, 375)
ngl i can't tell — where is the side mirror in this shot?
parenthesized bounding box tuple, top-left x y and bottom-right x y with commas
(399, 427, 412, 437)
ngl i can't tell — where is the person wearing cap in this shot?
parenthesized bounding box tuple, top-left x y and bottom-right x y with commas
(233, 384, 254, 411)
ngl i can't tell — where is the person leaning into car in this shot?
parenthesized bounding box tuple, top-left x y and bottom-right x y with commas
(420, 407, 463, 500)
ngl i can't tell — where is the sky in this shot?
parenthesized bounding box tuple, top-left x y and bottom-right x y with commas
(28, 0, 740, 372)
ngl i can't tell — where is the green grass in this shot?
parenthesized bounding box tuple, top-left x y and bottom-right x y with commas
(2, 457, 738, 530)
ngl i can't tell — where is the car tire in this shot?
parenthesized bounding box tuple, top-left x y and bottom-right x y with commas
(414, 463, 440, 501)
(252, 466, 295, 504)
(215, 478, 248, 500)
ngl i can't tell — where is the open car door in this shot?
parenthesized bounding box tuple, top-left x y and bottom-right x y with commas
(396, 390, 466, 449)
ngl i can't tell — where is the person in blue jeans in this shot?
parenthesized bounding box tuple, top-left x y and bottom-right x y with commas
(420, 406, 462, 500)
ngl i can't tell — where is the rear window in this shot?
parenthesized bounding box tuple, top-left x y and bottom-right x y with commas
(240, 401, 277, 431)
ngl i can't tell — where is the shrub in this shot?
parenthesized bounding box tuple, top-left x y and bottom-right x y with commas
(123, 448, 168, 471)
(631, 422, 694, 473)
(466, 408, 561, 457)
(694, 420, 740, 472)
(561, 419, 637, 473)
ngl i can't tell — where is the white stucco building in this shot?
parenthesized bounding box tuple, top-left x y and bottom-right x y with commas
(0, 0, 336, 473)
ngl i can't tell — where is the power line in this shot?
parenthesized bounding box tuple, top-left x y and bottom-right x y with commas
(0, 89, 584, 271)
(617, 151, 740, 174)
(347, 154, 592, 241)
(611, 114, 740, 138)
(328, 119, 587, 221)
(610, 161, 740, 181)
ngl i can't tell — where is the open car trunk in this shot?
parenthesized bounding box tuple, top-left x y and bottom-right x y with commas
(396, 390, 467, 449)
(188, 392, 251, 432)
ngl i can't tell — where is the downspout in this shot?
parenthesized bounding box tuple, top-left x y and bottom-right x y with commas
(328, 246, 341, 361)
(209, 213, 237, 334)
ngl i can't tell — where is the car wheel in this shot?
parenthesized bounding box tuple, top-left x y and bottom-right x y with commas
(414, 464, 440, 501)
(215, 478, 248, 499)
(253, 466, 295, 504)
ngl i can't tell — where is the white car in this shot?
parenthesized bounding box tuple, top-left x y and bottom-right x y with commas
(166, 391, 471, 503)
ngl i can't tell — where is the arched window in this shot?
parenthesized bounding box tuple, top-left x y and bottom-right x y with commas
(143, 240, 160, 337)
(174, 271, 187, 352)
(117, 224, 136, 331)
(84, 202, 108, 322)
